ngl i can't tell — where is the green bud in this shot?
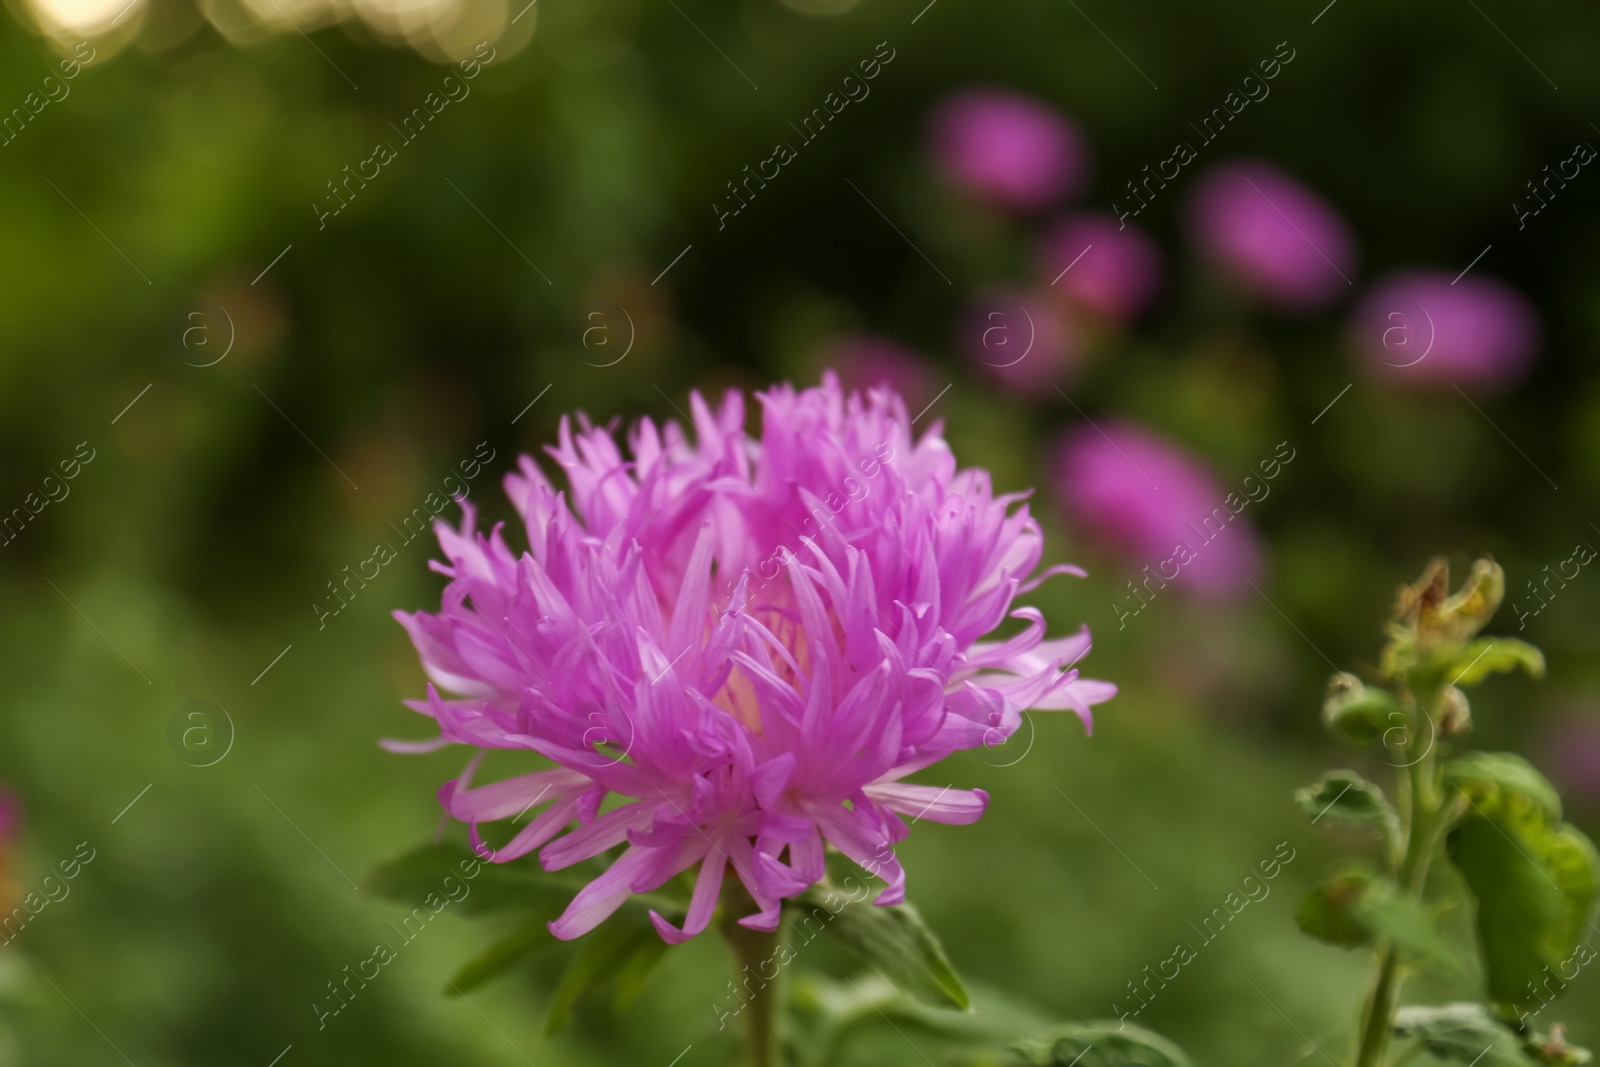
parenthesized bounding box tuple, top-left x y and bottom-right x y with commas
(1526, 1024, 1592, 1066)
(1438, 686, 1471, 737)
(1322, 673, 1401, 746)
(1388, 557, 1505, 650)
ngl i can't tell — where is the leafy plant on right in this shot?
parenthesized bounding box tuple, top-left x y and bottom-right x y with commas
(1296, 556, 1598, 1067)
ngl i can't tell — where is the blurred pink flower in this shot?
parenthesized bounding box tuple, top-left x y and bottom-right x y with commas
(1187, 160, 1356, 311)
(961, 288, 1080, 393)
(927, 88, 1089, 211)
(0, 786, 14, 916)
(1540, 712, 1600, 809)
(825, 334, 940, 413)
(1053, 421, 1263, 597)
(392, 375, 1112, 943)
(0, 786, 17, 842)
(1037, 213, 1162, 322)
(1350, 271, 1540, 392)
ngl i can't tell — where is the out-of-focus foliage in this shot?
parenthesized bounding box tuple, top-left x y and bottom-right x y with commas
(1, 0, 1599, 1062)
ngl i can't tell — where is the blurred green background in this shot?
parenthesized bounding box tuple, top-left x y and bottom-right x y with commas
(1, 0, 1597, 1062)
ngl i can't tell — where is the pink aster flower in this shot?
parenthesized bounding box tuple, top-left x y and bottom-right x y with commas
(1350, 271, 1540, 393)
(961, 287, 1081, 393)
(927, 88, 1090, 211)
(1053, 421, 1263, 598)
(1187, 160, 1356, 312)
(1037, 213, 1162, 323)
(392, 375, 1112, 943)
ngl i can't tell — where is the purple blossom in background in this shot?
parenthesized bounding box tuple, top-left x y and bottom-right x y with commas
(961, 288, 1080, 393)
(825, 334, 940, 413)
(1053, 421, 1263, 598)
(927, 88, 1089, 211)
(1187, 160, 1356, 312)
(1037, 213, 1162, 323)
(1351, 271, 1540, 392)
(1541, 712, 1600, 809)
(0, 786, 14, 916)
(391, 375, 1112, 943)
(0, 786, 18, 842)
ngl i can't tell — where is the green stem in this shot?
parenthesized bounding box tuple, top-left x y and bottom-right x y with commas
(1353, 690, 1443, 1067)
(720, 891, 784, 1067)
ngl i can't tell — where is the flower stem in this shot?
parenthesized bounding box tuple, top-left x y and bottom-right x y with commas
(1352, 691, 1443, 1067)
(720, 892, 783, 1067)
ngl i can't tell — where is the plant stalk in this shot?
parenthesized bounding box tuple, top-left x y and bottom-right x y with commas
(1352, 690, 1444, 1067)
(720, 891, 784, 1067)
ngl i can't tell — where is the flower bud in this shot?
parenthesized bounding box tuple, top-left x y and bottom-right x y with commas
(1322, 672, 1401, 747)
(1383, 557, 1506, 681)
(1438, 685, 1472, 737)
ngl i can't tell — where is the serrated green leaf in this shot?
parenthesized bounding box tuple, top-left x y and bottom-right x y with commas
(1449, 638, 1545, 688)
(795, 883, 969, 1010)
(1393, 1003, 1535, 1066)
(446, 913, 555, 995)
(1013, 1020, 1194, 1067)
(1296, 771, 1399, 839)
(1322, 673, 1402, 746)
(1447, 798, 1600, 1009)
(1445, 753, 1563, 823)
(1297, 864, 1458, 967)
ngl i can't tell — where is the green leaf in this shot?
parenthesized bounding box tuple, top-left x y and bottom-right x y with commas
(1013, 1020, 1195, 1067)
(367, 843, 570, 917)
(1297, 864, 1458, 967)
(544, 916, 657, 1036)
(1445, 752, 1563, 823)
(368, 843, 689, 919)
(1446, 797, 1600, 1009)
(1321, 673, 1402, 746)
(1448, 638, 1545, 688)
(446, 914, 555, 995)
(1298, 867, 1374, 948)
(785, 972, 1057, 1067)
(1392, 1003, 1535, 1066)
(613, 934, 670, 1010)
(1296, 771, 1399, 839)
(795, 883, 969, 1010)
